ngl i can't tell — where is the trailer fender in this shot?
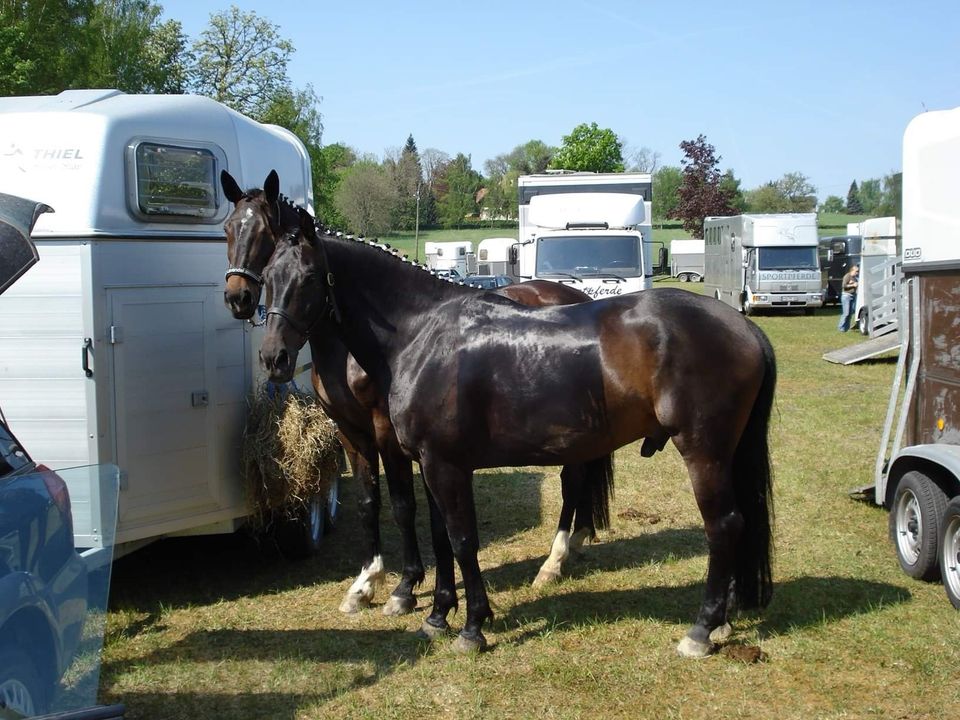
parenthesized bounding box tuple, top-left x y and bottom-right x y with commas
(886, 444, 960, 507)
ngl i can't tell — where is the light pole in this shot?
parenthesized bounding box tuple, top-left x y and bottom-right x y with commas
(414, 182, 421, 262)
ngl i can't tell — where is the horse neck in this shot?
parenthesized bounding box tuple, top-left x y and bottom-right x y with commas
(323, 238, 465, 376)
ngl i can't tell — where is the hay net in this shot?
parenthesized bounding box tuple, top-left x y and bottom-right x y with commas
(242, 383, 341, 525)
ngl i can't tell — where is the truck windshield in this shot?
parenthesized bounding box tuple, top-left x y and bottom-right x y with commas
(757, 247, 819, 270)
(536, 235, 640, 277)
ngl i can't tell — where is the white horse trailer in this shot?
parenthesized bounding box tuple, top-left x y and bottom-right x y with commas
(0, 90, 315, 562)
(875, 106, 960, 609)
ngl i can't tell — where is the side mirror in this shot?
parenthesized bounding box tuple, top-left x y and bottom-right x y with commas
(508, 245, 519, 264)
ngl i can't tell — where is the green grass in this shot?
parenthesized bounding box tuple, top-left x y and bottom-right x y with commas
(98, 291, 958, 720)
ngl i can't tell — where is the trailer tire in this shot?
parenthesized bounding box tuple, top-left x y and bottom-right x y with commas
(940, 496, 960, 609)
(678, 273, 689, 283)
(858, 308, 869, 335)
(890, 471, 948, 581)
(0, 645, 49, 716)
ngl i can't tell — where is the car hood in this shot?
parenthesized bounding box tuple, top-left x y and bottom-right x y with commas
(0, 192, 53, 295)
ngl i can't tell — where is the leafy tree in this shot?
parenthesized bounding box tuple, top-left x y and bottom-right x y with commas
(743, 182, 783, 213)
(88, 1, 188, 93)
(436, 153, 480, 229)
(549, 122, 625, 173)
(857, 178, 882, 214)
(877, 172, 902, 217)
(507, 140, 555, 174)
(652, 166, 682, 224)
(720, 169, 747, 212)
(188, 5, 294, 120)
(313, 143, 355, 229)
(820, 195, 845, 214)
(744, 172, 816, 213)
(334, 161, 398, 237)
(671, 135, 737, 238)
(846, 181, 863, 214)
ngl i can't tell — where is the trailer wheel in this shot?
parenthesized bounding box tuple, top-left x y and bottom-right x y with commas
(890, 471, 948, 581)
(678, 273, 689, 283)
(0, 646, 49, 716)
(691, 273, 703, 283)
(940, 497, 960, 609)
(858, 308, 869, 335)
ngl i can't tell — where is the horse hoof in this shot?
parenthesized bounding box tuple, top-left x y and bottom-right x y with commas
(452, 632, 487, 654)
(382, 595, 416, 616)
(532, 569, 561, 587)
(338, 592, 371, 614)
(416, 619, 452, 641)
(676, 635, 714, 658)
(709, 623, 733, 643)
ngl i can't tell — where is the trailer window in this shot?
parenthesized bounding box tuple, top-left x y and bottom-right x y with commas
(131, 142, 221, 221)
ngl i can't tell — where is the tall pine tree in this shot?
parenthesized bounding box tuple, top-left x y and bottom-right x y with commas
(846, 180, 863, 214)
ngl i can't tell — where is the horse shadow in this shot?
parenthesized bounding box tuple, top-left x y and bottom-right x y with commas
(500, 575, 911, 647)
(481, 525, 707, 591)
(98, 627, 423, 717)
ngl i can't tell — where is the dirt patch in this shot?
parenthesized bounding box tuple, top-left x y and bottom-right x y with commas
(719, 644, 768, 663)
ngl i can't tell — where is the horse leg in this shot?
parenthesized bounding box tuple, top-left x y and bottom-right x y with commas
(675, 455, 741, 658)
(379, 438, 425, 616)
(418, 480, 458, 639)
(533, 464, 582, 587)
(421, 458, 492, 653)
(338, 437, 386, 614)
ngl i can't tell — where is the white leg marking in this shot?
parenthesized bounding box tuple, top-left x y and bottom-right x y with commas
(568, 527, 591, 552)
(533, 530, 570, 587)
(338, 555, 386, 613)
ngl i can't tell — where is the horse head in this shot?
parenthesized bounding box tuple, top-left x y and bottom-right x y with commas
(220, 168, 292, 319)
(259, 209, 331, 383)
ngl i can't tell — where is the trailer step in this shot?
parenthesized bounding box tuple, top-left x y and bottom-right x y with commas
(822, 334, 902, 365)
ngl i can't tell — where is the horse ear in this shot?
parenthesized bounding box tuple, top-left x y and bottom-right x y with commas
(220, 170, 243, 204)
(296, 207, 315, 243)
(264, 170, 280, 204)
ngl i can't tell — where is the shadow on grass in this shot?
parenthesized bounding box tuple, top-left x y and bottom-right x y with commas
(501, 575, 911, 646)
(482, 525, 707, 591)
(100, 627, 423, 718)
(108, 468, 546, 613)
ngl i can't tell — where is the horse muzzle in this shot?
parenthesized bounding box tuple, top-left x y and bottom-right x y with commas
(224, 274, 261, 320)
(259, 337, 298, 384)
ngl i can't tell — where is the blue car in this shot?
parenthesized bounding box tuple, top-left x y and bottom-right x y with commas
(0, 192, 88, 717)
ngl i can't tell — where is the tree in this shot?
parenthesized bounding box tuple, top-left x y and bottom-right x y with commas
(385, 135, 425, 231)
(820, 195, 845, 214)
(877, 172, 902, 217)
(625, 145, 661, 173)
(846, 181, 863, 214)
(334, 161, 398, 237)
(720, 170, 747, 213)
(188, 5, 294, 120)
(652, 166, 682, 224)
(671, 135, 737, 238)
(549, 122, 625, 173)
(857, 178, 882, 215)
(436, 153, 480, 229)
(313, 143, 355, 229)
(744, 172, 816, 213)
(507, 140, 555, 175)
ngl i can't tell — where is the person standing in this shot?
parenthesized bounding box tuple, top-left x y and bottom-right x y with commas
(838, 264, 860, 332)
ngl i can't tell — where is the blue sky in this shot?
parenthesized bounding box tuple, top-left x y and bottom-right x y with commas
(161, 0, 959, 201)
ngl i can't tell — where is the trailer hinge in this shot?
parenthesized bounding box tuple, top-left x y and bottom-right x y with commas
(109, 325, 123, 344)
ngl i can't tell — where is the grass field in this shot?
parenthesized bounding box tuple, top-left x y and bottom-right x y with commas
(98, 282, 958, 720)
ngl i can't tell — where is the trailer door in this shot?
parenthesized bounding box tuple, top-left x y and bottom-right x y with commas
(108, 286, 223, 537)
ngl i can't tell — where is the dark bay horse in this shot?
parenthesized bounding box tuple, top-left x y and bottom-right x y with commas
(221, 170, 613, 615)
(259, 219, 777, 657)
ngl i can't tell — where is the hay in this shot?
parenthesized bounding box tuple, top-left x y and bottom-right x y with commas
(242, 384, 341, 526)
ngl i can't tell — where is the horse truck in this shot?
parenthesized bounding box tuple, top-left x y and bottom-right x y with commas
(875, 105, 960, 609)
(515, 172, 659, 299)
(703, 213, 823, 315)
(0, 89, 331, 566)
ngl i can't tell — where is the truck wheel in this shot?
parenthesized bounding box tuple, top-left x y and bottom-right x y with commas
(858, 308, 869, 335)
(679, 273, 689, 283)
(940, 497, 960, 609)
(890, 471, 948, 581)
(0, 646, 49, 716)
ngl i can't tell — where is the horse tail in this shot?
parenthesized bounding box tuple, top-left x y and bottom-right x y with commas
(585, 454, 615, 534)
(732, 321, 777, 610)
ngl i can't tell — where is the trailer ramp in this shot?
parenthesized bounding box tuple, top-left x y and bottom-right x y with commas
(822, 333, 902, 365)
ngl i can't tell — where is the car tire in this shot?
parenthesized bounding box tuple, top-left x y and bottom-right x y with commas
(0, 645, 49, 716)
(940, 496, 960, 609)
(890, 471, 948, 581)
